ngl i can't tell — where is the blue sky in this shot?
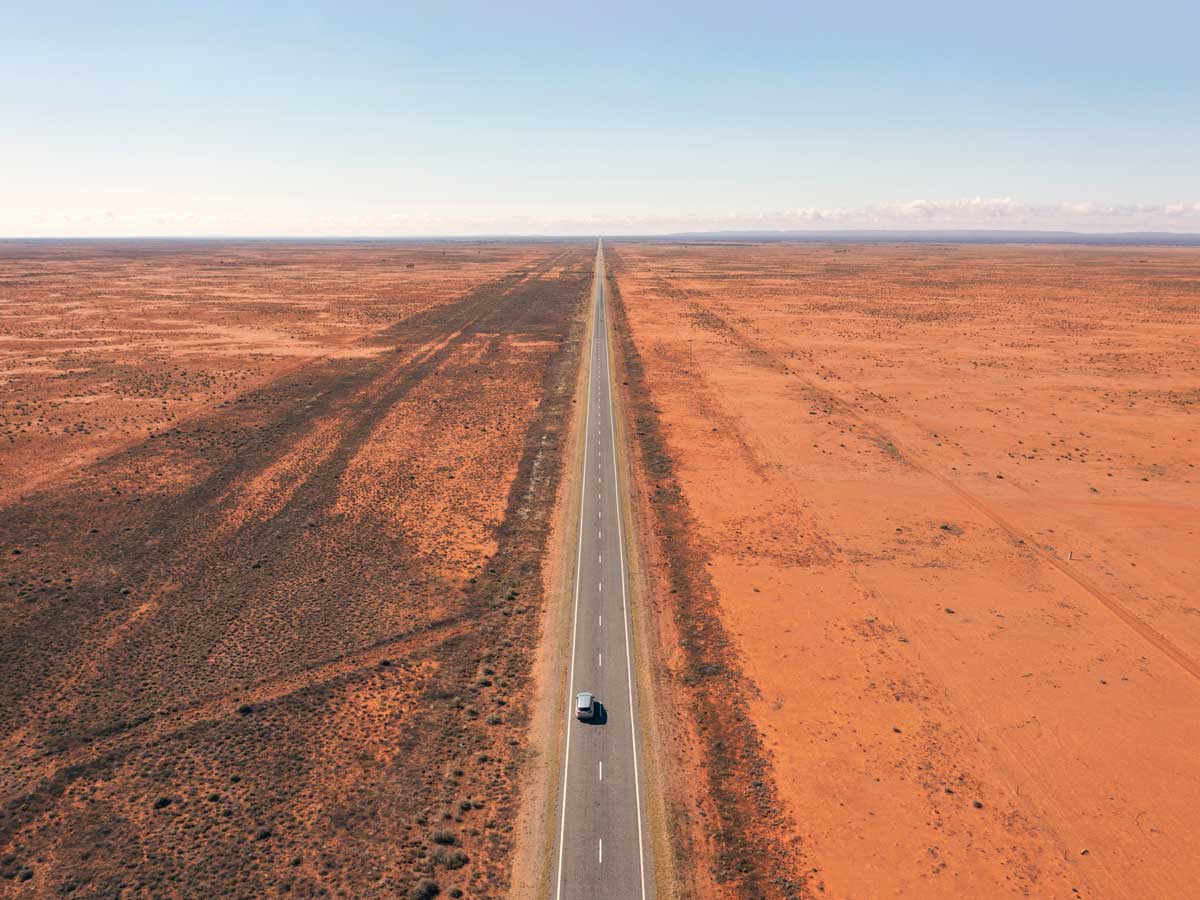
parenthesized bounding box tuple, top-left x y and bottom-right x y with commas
(2, 0, 1197, 236)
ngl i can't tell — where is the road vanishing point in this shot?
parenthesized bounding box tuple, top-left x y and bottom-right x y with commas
(552, 242, 654, 899)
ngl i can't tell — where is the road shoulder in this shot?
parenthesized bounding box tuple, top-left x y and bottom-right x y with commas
(604, 257, 690, 899)
(507, 250, 597, 899)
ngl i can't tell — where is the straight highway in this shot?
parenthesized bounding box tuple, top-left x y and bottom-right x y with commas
(552, 241, 653, 899)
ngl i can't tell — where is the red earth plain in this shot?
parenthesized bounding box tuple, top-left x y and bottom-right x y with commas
(4, 239, 1199, 900)
(608, 242, 1200, 899)
(0, 241, 592, 899)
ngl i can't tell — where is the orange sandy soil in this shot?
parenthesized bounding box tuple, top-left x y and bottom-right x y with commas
(609, 243, 1200, 899)
(0, 241, 591, 898)
(0, 240, 555, 505)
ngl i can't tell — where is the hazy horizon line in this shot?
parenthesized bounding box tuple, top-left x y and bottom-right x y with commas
(3, 227, 1200, 246)
(6, 199, 1200, 242)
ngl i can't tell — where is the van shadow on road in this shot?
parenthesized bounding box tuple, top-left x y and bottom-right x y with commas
(580, 700, 608, 726)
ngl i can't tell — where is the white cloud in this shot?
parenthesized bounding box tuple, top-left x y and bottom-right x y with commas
(2, 198, 1198, 237)
(630, 199, 1200, 234)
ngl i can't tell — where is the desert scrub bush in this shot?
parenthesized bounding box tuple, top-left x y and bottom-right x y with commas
(410, 878, 440, 899)
(431, 830, 458, 846)
(435, 848, 469, 871)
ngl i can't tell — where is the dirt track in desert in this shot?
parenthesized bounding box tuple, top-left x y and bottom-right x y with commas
(0, 242, 591, 898)
(608, 242, 1200, 899)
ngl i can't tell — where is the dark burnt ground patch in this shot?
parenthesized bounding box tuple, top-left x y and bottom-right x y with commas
(0, 244, 591, 898)
(605, 249, 810, 899)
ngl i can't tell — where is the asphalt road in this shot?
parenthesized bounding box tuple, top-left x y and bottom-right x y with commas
(553, 242, 653, 899)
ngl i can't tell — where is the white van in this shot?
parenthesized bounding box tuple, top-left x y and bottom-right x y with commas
(575, 692, 595, 720)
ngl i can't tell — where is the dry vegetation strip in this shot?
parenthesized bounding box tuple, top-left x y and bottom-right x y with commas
(608, 264, 809, 900)
(609, 242, 1200, 899)
(0, 242, 591, 898)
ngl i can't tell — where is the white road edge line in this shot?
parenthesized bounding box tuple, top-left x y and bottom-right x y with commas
(602, 245, 650, 899)
(553, 271, 595, 900)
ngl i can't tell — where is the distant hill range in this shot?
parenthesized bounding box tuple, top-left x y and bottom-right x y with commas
(652, 229, 1200, 246)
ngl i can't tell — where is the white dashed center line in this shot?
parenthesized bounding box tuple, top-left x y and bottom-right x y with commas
(556, 242, 650, 900)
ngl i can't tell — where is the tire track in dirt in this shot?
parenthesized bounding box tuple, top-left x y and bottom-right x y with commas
(0, 247, 572, 754)
(0, 616, 467, 822)
(1, 249, 576, 752)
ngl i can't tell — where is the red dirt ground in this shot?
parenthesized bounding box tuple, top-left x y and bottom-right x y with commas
(0, 241, 555, 504)
(609, 242, 1200, 899)
(0, 241, 592, 898)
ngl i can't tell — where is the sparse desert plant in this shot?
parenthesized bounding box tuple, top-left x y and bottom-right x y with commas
(435, 848, 469, 871)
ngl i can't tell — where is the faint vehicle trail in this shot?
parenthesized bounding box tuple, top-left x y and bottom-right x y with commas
(1, 616, 469, 813)
(7, 249, 575, 745)
(681, 296, 1200, 684)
